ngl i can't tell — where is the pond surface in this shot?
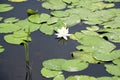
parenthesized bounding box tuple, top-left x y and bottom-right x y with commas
(0, 0, 119, 80)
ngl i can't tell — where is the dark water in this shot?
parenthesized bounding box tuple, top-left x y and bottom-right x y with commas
(0, 0, 116, 80)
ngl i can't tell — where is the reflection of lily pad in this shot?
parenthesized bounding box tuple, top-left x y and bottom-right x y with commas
(42, 0, 66, 10)
(0, 4, 14, 12)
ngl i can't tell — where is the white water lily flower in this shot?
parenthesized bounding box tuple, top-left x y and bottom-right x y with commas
(55, 27, 70, 40)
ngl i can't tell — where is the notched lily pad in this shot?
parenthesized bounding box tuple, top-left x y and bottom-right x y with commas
(41, 68, 62, 78)
(4, 30, 31, 44)
(0, 4, 14, 12)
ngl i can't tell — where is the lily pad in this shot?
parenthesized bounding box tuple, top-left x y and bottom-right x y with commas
(93, 50, 120, 61)
(4, 17, 19, 23)
(42, 0, 66, 10)
(15, 19, 40, 32)
(4, 30, 31, 44)
(0, 17, 3, 21)
(0, 23, 21, 33)
(41, 68, 62, 78)
(0, 4, 14, 12)
(66, 75, 97, 80)
(53, 74, 65, 80)
(72, 51, 100, 63)
(51, 11, 69, 18)
(61, 60, 89, 72)
(28, 13, 50, 24)
(97, 76, 120, 80)
(42, 59, 67, 70)
(39, 23, 54, 35)
(0, 45, 5, 53)
(105, 64, 120, 76)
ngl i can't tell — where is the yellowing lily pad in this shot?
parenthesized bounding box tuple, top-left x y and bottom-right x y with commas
(8, 0, 27, 2)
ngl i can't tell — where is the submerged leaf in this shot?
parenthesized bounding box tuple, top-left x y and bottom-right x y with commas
(0, 23, 21, 33)
(0, 4, 14, 12)
(41, 68, 62, 78)
(61, 60, 89, 72)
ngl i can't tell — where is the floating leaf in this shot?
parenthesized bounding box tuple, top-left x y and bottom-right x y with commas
(0, 45, 5, 53)
(61, 14, 81, 27)
(47, 17, 58, 24)
(62, 0, 79, 4)
(15, 19, 40, 32)
(93, 50, 120, 61)
(0, 23, 21, 33)
(42, 0, 66, 10)
(41, 68, 62, 78)
(53, 74, 65, 80)
(97, 76, 120, 80)
(72, 51, 100, 63)
(66, 75, 97, 80)
(39, 23, 54, 35)
(100, 28, 120, 43)
(0, 4, 14, 12)
(86, 26, 99, 31)
(4, 30, 31, 44)
(0, 17, 3, 21)
(113, 59, 120, 66)
(61, 60, 89, 72)
(51, 11, 69, 18)
(43, 59, 67, 70)
(28, 13, 50, 24)
(105, 64, 120, 76)
(8, 0, 27, 2)
(4, 17, 19, 23)
(70, 31, 116, 54)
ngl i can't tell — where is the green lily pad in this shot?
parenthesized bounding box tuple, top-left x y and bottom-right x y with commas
(4, 17, 19, 23)
(15, 19, 40, 32)
(0, 23, 21, 33)
(53, 74, 65, 80)
(43, 59, 67, 70)
(42, 0, 66, 10)
(28, 13, 50, 24)
(41, 68, 62, 78)
(0, 45, 5, 53)
(4, 30, 31, 44)
(61, 60, 89, 72)
(72, 51, 100, 63)
(62, 0, 79, 4)
(51, 11, 69, 18)
(93, 50, 120, 61)
(0, 4, 14, 12)
(39, 23, 54, 35)
(47, 17, 59, 24)
(97, 76, 120, 80)
(105, 64, 120, 76)
(66, 75, 97, 80)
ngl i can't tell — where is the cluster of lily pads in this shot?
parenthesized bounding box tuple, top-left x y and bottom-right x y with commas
(0, 0, 120, 80)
